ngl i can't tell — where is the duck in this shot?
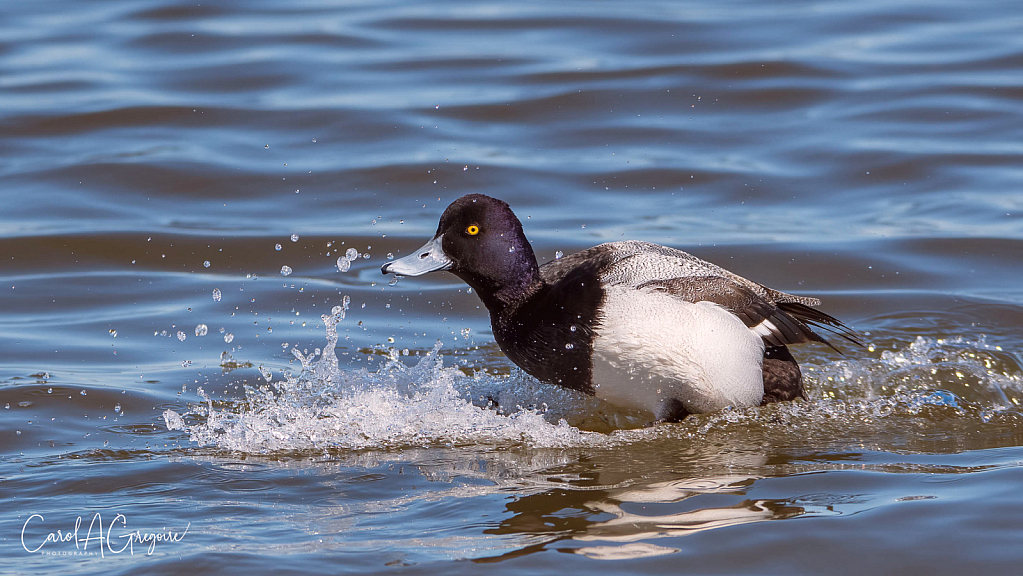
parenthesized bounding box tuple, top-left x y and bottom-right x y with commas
(381, 194, 860, 421)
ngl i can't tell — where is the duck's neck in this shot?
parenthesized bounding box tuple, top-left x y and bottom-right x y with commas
(458, 262, 543, 317)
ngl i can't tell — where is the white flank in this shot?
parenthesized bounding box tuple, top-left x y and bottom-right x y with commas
(591, 286, 765, 417)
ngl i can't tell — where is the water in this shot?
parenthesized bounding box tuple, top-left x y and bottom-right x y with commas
(2, 0, 1022, 573)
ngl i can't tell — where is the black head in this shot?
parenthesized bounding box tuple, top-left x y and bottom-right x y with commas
(382, 194, 541, 310)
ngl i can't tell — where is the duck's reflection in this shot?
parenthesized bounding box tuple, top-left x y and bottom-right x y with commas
(479, 474, 805, 561)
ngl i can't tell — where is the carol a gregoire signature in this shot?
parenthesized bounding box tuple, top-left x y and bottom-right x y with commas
(22, 513, 189, 557)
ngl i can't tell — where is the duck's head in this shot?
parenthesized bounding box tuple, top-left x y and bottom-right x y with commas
(381, 194, 540, 307)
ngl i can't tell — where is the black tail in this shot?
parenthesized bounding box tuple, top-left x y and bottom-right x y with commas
(777, 302, 864, 352)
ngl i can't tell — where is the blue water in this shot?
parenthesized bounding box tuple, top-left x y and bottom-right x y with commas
(2, 0, 1022, 573)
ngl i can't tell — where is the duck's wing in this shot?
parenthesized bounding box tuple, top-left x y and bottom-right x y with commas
(543, 241, 861, 350)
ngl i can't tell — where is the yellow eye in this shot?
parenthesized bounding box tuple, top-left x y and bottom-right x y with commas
(466, 225, 480, 236)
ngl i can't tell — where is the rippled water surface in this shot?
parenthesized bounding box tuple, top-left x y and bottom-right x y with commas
(2, 0, 1022, 573)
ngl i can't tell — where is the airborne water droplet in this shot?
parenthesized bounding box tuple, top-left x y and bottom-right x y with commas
(113, 403, 121, 413)
(224, 333, 234, 343)
(203, 260, 211, 268)
(555, 251, 564, 259)
(176, 331, 186, 341)
(212, 288, 222, 302)
(291, 234, 299, 242)
(280, 265, 292, 276)
(337, 257, 351, 272)
(345, 248, 358, 260)
(565, 343, 574, 350)
(195, 324, 208, 337)
(275, 243, 282, 251)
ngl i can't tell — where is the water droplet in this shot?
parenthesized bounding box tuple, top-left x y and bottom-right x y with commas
(280, 265, 293, 276)
(258, 365, 272, 382)
(212, 288, 222, 302)
(570, 325, 577, 332)
(345, 248, 358, 260)
(555, 251, 564, 259)
(109, 329, 117, 337)
(80, 389, 87, 396)
(565, 343, 574, 350)
(224, 333, 234, 343)
(47, 388, 52, 394)
(203, 260, 211, 268)
(388, 277, 398, 286)
(275, 243, 282, 251)
(113, 403, 121, 413)
(461, 328, 471, 339)
(176, 331, 186, 341)
(337, 257, 351, 272)
(387, 253, 394, 260)
(195, 324, 208, 337)
(181, 360, 192, 368)
(508, 246, 516, 253)
(290, 234, 299, 242)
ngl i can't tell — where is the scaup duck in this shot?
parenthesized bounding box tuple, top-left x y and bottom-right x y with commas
(381, 194, 860, 421)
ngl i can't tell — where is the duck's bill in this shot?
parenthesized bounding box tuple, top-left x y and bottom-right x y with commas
(380, 235, 452, 276)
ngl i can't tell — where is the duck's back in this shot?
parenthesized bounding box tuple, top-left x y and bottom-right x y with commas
(541, 241, 818, 308)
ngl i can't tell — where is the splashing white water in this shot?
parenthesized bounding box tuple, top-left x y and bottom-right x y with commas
(173, 294, 611, 452)
(167, 296, 1023, 454)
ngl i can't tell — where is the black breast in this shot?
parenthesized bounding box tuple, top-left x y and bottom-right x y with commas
(490, 261, 603, 395)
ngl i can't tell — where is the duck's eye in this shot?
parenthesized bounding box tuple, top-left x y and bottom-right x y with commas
(466, 225, 480, 236)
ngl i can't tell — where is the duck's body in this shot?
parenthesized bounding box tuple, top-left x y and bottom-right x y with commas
(382, 194, 859, 421)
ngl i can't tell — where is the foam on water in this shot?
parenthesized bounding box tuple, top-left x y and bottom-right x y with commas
(167, 297, 1023, 454)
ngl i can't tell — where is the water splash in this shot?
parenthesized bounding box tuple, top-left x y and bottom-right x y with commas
(173, 294, 608, 452)
(169, 301, 1023, 454)
(687, 335, 1023, 437)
